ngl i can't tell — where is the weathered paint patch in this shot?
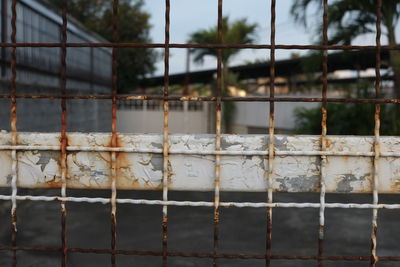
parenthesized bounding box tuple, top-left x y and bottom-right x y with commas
(0, 133, 399, 193)
(336, 174, 370, 193)
(276, 175, 320, 193)
(34, 151, 60, 172)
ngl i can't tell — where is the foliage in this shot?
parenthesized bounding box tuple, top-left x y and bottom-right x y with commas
(291, 0, 400, 45)
(294, 103, 400, 135)
(188, 17, 258, 66)
(188, 17, 258, 132)
(291, 0, 400, 135)
(294, 83, 400, 135)
(46, 0, 157, 92)
(290, 0, 400, 98)
(221, 71, 242, 133)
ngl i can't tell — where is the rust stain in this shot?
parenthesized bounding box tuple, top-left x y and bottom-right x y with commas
(44, 180, 62, 189)
(116, 150, 129, 169)
(128, 177, 141, 189)
(319, 137, 331, 148)
(142, 181, 162, 190)
(60, 133, 68, 188)
(325, 138, 331, 148)
(341, 155, 349, 164)
(115, 139, 162, 190)
(390, 179, 400, 193)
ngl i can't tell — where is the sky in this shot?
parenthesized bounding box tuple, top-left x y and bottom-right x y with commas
(142, 0, 381, 76)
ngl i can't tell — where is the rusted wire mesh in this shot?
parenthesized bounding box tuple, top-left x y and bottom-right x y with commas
(0, 0, 399, 266)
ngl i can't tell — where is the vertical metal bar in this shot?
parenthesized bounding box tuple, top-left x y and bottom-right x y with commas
(162, 0, 170, 266)
(1, 0, 8, 77)
(318, 0, 328, 266)
(370, 0, 382, 265)
(183, 48, 190, 96)
(59, 0, 68, 266)
(9, 0, 18, 266)
(90, 46, 94, 92)
(213, 0, 223, 266)
(111, 0, 119, 266)
(266, 0, 276, 266)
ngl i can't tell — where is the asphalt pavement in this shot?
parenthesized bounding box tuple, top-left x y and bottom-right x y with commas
(0, 189, 399, 267)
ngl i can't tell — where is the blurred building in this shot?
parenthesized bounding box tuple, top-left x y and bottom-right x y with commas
(126, 50, 391, 134)
(0, 0, 112, 132)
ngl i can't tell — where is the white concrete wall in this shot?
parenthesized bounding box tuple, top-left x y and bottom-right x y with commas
(117, 102, 209, 134)
(234, 97, 320, 132)
(117, 97, 320, 134)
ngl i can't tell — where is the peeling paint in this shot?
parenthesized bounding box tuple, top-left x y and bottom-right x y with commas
(150, 142, 163, 149)
(275, 136, 289, 151)
(276, 175, 320, 192)
(33, 151, 59, 172)
(221, 139, 242, 149)
(336, 174, 358, 193)
(6, 174, 12, 185)
(0, 133, 399, 193)
(150, 154, 163, 172)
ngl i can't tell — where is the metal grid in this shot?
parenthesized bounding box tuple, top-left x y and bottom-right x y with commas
(0, 0, 399, 266)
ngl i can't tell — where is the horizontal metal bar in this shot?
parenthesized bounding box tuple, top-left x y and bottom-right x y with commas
(0, 42, 400, 51)
(0, 245, 399, 261)
(0, 58, 110, 87)
(0, 195, 400, 209)
(0, 144, 400, 157)
(0, 94, 398, 104)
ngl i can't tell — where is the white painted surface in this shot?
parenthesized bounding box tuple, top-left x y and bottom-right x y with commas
(117, 103, 209, 134)
(234, 99, 320, 131)
(0, 132, 399, 193)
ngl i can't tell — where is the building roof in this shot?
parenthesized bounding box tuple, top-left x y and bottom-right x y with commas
(142, 49, 389, 87)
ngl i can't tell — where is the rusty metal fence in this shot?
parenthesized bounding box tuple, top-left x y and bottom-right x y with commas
(0, 0, 400, 266)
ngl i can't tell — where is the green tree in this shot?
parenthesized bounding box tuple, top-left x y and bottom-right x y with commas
(188, 17, 258, 67)
(291, 0, 400, 135)
(47, 0, 157, 92)
(294, 82, 399, 135)
(291, 0, 400, 98)
(188, 17, 258, 132)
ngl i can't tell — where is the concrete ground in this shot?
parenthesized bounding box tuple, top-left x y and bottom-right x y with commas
(0, 189, 399, 267)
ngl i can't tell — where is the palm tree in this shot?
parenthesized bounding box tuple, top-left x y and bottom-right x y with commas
(291, 0, 400, 98)
(188, 17, 258, 133)
(188, 17, 258, 68)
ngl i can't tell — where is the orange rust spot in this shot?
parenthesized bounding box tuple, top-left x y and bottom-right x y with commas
(116, 151, 130, 178)
(58, 134, 69, 146)
(116, 150, 129, 166)
(44, 180, 62, 188)
(144, 182, 163, 191)
(115, 151, 163, 190)
(341, 155, 349, 164)
(117, 174, 163, 191)
(325, 138, 331, 148)
(318, 137, 331, 148)
(115, 134, 123, 148)
(390, 179, 400, 193)
(141, 180, 162, 190)
(129, 178, 141, 189)
(106, 131, 122, 148)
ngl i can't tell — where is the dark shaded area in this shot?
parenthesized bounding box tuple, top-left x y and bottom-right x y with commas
(294, 102, 400, 135)
(0, 189, 399, 266)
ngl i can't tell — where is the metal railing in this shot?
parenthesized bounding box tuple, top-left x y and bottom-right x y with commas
(0, 0, 399, 267)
